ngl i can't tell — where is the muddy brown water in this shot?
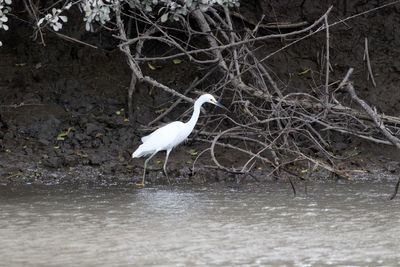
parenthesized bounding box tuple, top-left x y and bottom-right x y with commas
(0, 182, 399, 267)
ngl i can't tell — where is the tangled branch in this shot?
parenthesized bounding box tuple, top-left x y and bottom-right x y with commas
(113, 2, 400, 183)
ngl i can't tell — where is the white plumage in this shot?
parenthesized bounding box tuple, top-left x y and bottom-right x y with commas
(132, 93, 225, 186)
(132, 121, 186, 158)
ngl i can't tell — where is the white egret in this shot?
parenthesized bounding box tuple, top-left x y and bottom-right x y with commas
(132, 93, 226, 186)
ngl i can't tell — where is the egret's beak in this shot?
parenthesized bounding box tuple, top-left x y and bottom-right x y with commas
(215, 101, 229, 111)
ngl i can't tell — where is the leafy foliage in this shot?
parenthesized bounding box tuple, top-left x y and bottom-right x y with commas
(128, 0, 239, 21)
(0, 0, 12, 46)
(1, 0, 240, 45)
(80, 0, 115, 31)
(37, 4, 71, 31)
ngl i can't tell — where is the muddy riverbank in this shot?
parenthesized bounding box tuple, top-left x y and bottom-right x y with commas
(1, 1, 400, 185)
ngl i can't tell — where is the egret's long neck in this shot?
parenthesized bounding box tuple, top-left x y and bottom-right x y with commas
(185, 99, 203, 132)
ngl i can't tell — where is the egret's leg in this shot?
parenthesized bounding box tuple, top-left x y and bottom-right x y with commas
(137, 151, 158, 187)
(163, 150, 171, 184)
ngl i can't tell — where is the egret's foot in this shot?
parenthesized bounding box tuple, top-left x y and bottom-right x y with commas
(134, 182, 145, 188)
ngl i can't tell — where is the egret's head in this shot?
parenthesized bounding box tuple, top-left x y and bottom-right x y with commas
(203, 93, 218, 105)
(201, 93, 226, 109)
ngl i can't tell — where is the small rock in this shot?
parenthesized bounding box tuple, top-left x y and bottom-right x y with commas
(3, 131, 14, 141)
(38, 138, 50, 146)
(178, 166, 191, 177)
(63, 155, 79, 166)
(86, 123, 101, 136)
(23, 147, 33, 155)
(36, 116, 61, 142)
(89, 153, 106, 165)
(91, 139, 102, 148)
(385, 161, 399, 173)
(74, 133, 88, 142)
(62, 148, 74, 156)
(43, 157, 63, 168)
(102, 162, 117, 174)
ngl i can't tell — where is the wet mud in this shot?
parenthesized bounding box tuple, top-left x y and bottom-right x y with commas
(1, 1, 400, 185)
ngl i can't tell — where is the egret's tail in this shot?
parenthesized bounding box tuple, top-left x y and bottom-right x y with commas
(132, 145, 145, 158)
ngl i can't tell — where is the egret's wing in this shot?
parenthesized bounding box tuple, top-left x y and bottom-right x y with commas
(133, 121, 188, 158)
(140, 124, 169, 143)
(138, 121, 185, 151)
(141, 134, 150, 143)
(141, 122, 178, 143)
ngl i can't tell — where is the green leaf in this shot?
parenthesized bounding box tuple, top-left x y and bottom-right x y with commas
(56, 127, 74, 141)
(160, 13, 169, 23)
(172, 59, 182, 65)
(148, 63, 157, 70)
(298, 68, 311, 76)
(189, 149, 198, 156)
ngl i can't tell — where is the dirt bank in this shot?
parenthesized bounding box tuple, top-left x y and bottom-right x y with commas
(1, 2, 400, 185)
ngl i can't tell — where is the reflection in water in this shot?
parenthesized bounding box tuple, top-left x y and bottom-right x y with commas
(0, 183, 399, 266)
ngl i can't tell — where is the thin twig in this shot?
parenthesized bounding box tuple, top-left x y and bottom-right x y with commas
(324, 15, 330, 107)
(346, 82, 400, 149)
(142, 76, 194, 103)
(53, 32, 98, 49)
(115, 3, 143, 121)
(148, 77, 200, 126)
(364, 37, 377, 87)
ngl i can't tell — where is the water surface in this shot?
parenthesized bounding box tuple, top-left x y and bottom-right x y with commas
(0, 182, 399, 266)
